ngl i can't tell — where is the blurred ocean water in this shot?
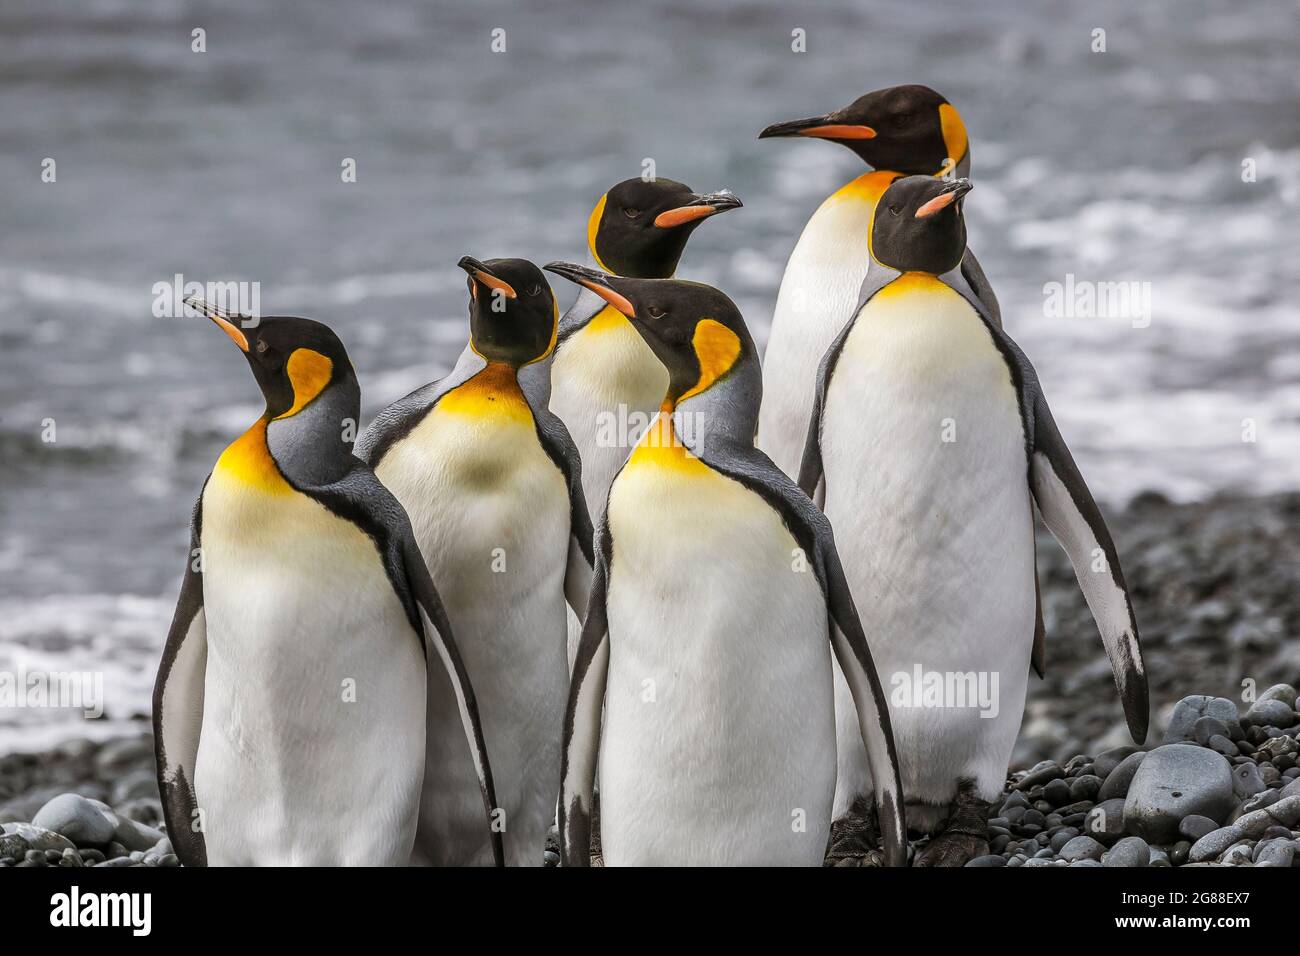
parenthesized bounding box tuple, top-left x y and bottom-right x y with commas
(1, 0, 1297, 750)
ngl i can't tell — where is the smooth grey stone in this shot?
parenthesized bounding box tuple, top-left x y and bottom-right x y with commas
(1124, 744, 1235, 842)
(1103, 836, 1151, 867)
(1231, 762, 1266, 799)
(1193, 717, 1230, 746)
(1163, 697, 1242, 744)
(1208, 735, 1239, 758)
(1259, 684, 1298, 708)
(1098, 752, 1146, 801)
(143, 836, 173, 865)
(1059, 834, 1106, 862)
(1070, 775, 1102, 802)
(964, 854, 1006, 867)
(1, 823, 75, 853)
(1016, 763, 1064, 790)
(1260, 765, 1281, 785)
(95, 856, 136, 867)
(58, 848, 84, 867)
(1189, 825, 1246, 863)
(1085, 798, 1128, 845)
(31, 794, 118, 846)
(1233, 795, 1300, 838)
(112, 816, 164, 852)
(1050, 828, 1080, 852)
(1022, 857, 1052, 867)
(1170, 840, 1191, 866)
(1069, 858, 1103, 867)
(1094, 746, 1140, 779)
(543, 849, 559, 866)
(1244, 700, 1296, 729)
(1220, 843, 1255, 866)
(1179, 815, 1218, 842)
(1148, 846, 1170, 866)
(1043, 778, 1072, 807)
(1254, 839, 1294, 867)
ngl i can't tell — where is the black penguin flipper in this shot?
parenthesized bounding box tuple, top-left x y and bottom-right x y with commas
(1031, 557, 1047, 678)
(523, 385, 596, 613)
(557, 517, 612, 867)
(798, 265, 903, 496)
(355, 347, 487, 467)
(152, 487, 210, 867)
(1028, 391, 1148, 743)
(960, 248, 1002, 330)
(696, 443, 908, 867)
(303, 463, 505, 866)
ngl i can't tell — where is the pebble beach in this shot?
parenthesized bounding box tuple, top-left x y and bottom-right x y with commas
(2, 491, 1296, 867)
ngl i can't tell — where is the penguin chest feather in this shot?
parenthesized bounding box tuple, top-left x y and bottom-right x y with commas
(821, 275, 1035, 812)
(551, 306, 669, 512)
(598, 421, 835, 865)
(374, 373, 570, 867)
(195, 424, 425, 865)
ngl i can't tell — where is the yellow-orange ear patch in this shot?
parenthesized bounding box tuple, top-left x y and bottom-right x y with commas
(938, 103, 968, 172)
(587, 193, 610, 272)
(679, 318, 742, 403)
(277, 348, 334, 419)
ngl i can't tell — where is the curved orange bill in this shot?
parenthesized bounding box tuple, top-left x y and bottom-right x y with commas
(914, 180, 973, 219)
(797, 124, 876, 140)
(542, 262, 635, 318)
(186, 294, 249, 351)
(654, 204, 718, 228)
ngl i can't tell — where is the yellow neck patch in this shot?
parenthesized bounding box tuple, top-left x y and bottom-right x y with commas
(626, 402, 710, 474)
(939, 103, 969, 173)
(828, 170, 900, 208)
(873, 271, 951, 300)
(438, 362, 532, 424)
(678, 318, 741, 404)
(214, 419, 290, 494)
(587, 193, 610, 272)
(277, 349, 334, 420)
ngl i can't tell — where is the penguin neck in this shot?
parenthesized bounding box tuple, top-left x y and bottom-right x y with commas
(439, 359, 532, 424)
(263, 373, 361, 487)
(663, 350, 763, 458)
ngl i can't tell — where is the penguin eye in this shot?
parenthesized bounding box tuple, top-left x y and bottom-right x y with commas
(892, 112, 913, 129)
(255, 339, 269, 354)
(647, 305, 666, 319)
(889, 204, 901, 217)
(623, 207, 640, 219)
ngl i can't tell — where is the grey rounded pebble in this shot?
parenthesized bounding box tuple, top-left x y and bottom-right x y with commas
(1254, 839, 1294, 867)
(1258, 684, 1298, 708)
(1016, 763, 1064, 790)
(1179, 815, 1218, 841)
(1124, 744, 1235, 842)
(1059, 834, 1106, 862)
(58, 847, 84, 867)
(1043, 778, 1072, 807)
(112, 815, 164, 852)
(1070, 775, 1102, 802)
(1233, 795, 1300, 838)
(1103, 836, 1151, 867)
(1098, 752, 1146, 801)
(1169, 840, 1191, 866)
(965, 854, 1006, 867)
(1189, 825, 1246, 863)
(1, 823, 75, 853)
(1193, 717, 1230, 746)
(1232, 762, 1266, 799)
(1085, 798, 1128, 845)
(1069, 858, 1103, 867)
(1220, 843, 1255, 866)
(1093, 746, 1140, 779)
(1244, 699, 1295, 729)
(95, 856, 136, 867)
(31, 794, 118, 846)
(1207, 735, 1239, 758)
(1163, 696, 1242, 744)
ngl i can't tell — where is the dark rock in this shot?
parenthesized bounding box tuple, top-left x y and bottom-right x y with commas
(30, 794, 118, 846)
(1189, 825, 1246, 863)
(1016, 763, 1063, 790)
(1169, 840, 1191, 866)
(965, 854, 1005, 867)
(1059, 835, 1106, 862)
(1043, 778, 1072, 807)
(1163, 697, 1242, 745)
(1094, 746, 1140, 779)
(1193, 717, 1230, 746)
(1179, 815, 1219, 842)
(1258, 684, 1298, 708)
(1244, 700, 1296, 729)
(1098, 752, 1146, 801)
(1103, 836, 1150, 867)
(1124, 744, 1235, 842)
(1084, 799, 1127, 845)
(1, 823, 75, 853)
(1070, 775, 1102, 802)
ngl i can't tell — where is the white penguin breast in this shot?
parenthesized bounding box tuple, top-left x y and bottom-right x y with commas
(598, 443, 835, 864)
(196, 469, 426, 864)
(820, 278, 1036, 808)
(550, 309, 669, 516)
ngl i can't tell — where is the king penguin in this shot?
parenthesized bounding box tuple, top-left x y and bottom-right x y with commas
(153, 296, 503, 866)
(756, 84, 1001, 481)
(548, 178, 742, 548)
(798, 177, 1148, 866)
(543, 262, 907, 867)
(355, 257, 593, 866)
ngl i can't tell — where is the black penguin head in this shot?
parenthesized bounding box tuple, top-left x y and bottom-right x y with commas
(870, 176, 972, 275)
(187, 295, 355, 420)
(587, 178, 742, 279)
(759, 84, 968, 176)
(545, 262, 751, 405)
(457, 256, 557, 367)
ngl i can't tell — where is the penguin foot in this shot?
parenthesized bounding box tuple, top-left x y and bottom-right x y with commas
(913, 781, 990, 868)
(824, 794, 884, 867)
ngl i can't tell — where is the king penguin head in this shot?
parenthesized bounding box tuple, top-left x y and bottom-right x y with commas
(870, 176, 973, 275)
(187, 294, 359, 482)
(457, 256, 557, 367)
(587, 178, 742, 279)
(759, 84, 969, 177)
(545, 262, 757, 414)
